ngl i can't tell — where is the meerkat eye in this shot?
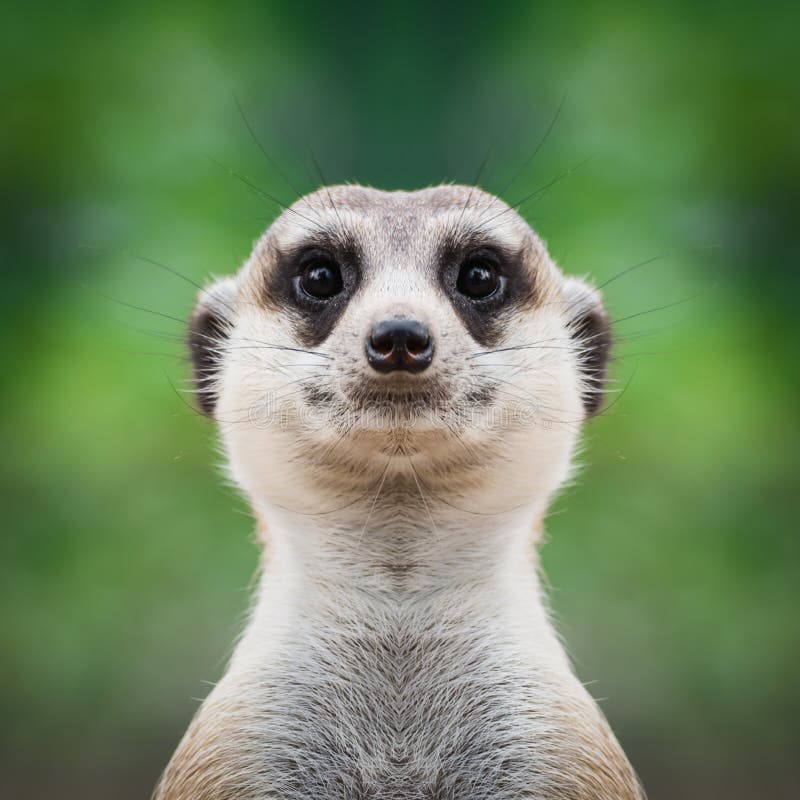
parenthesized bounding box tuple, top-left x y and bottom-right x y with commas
(299, 259, 343, 300)
(456, 260, 501, 300)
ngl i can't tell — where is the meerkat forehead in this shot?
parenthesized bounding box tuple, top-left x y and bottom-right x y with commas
(263, 184, 539, 256)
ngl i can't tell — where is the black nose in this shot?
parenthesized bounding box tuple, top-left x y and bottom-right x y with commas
(366, 319, 434, 374)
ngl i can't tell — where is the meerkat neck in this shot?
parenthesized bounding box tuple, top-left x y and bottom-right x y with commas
(252, 493, 546, 591)
(227, 496, 564, 685)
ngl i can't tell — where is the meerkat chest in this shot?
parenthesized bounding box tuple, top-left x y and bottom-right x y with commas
(248, 623, 540, 798)
(200, 607, 639, 800)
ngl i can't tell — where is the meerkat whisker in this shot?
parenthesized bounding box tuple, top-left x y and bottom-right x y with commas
(494, 91, 567, 200)
(233, 94, 307, 205)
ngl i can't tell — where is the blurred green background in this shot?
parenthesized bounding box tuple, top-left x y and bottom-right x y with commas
(2, 1, 798, 797)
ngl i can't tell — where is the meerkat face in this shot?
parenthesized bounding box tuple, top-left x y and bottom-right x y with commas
(189, 185, 610, 510)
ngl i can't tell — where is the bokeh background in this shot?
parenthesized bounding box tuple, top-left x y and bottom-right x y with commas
(2, 1, 798, 797)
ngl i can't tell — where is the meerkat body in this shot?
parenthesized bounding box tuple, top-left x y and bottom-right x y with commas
(154, 186, 644, 799)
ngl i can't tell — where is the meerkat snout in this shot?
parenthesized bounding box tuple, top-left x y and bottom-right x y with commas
(366, 318, 434, 373)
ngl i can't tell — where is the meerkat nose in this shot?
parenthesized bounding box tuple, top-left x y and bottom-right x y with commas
(366, 318, 434, 374)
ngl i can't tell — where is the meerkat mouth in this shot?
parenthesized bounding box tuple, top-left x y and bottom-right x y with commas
(296, 371, 503, 439)
(348, 392, 452, 431)
(355, 382, 445, 407)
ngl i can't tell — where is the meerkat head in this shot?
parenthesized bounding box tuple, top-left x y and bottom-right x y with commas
(188, 185, 610, 516)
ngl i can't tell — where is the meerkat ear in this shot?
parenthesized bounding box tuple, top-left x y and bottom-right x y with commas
(187, 277, 238, 416)
(562, 277, 612, 417)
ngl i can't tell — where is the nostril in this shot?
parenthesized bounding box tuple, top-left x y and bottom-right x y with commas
(405, 330, 431, 356)
(369, 330, 394, 355)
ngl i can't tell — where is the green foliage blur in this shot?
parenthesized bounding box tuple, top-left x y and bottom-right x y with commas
(2, 1, 798, 797)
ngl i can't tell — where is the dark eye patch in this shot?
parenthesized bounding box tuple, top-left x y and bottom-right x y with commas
(438, 237, 535, 347)
(265, 236, 361, 347)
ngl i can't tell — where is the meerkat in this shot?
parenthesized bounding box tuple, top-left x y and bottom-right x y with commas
(153, 185, 645, 800)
